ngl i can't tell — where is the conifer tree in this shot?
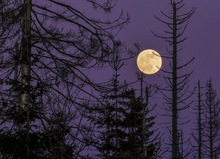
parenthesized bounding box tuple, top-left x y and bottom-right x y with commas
(203, 79, 220, 159)
(88, 88, 158, 159)
(83, 52, 159, 158)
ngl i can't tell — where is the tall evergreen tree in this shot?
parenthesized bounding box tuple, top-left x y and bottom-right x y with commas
(121, 87, 158, 159)
(87, 53, 129, 158)
(83, 51, 159, 158)
(203, 79, 220, 159)
(153, 0, 195, 158)
(88, 88, 158, 159)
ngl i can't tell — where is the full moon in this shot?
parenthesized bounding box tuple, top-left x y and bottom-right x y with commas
(136, 49, 162, 75)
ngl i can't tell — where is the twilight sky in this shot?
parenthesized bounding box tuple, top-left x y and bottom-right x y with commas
(115, 0, 220, 95)
(74, 1, 220, 157)
(113, 1, 220, 155)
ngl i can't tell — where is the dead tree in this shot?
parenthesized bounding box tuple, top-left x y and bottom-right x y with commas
(192, 80, 204, 159)
(153, 0, 195, 158)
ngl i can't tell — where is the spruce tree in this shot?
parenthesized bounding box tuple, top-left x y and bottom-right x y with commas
(82, 50, 158, 158)
(203, 79, 220, 159)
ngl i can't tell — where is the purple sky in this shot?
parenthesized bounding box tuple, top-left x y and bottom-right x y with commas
(71, 1, 220, 157)
(85, 0, 220, 125)
(113, 1, 220, 156)
(115, 0, 220, 94)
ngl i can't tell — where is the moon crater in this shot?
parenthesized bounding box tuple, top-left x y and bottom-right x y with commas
(137, 49, 162, 75)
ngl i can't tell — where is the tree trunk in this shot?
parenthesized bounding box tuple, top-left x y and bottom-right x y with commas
(140, 74, 147, 158)
(172, 2, 178, 159)
(20, 0, 31, 157)
(198, 80, 202, 159)
(209, 105, 213, 159)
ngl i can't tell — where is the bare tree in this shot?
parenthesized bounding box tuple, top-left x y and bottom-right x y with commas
(153, 0, 195, 158)
(191, 80, 204, 159)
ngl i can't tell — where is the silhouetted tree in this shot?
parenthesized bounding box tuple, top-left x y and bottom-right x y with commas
(191, 80, 204, 159)
(153, 0, 195, 158)
(202, 79, 220, 159)
(117, 88, 157, 159)
(138, 73, 163, 159)
(89, 87, 158, 159)
(82, 50, 159, 158)
(0, 0, 128, 158)
(84, 53, 130, 158)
